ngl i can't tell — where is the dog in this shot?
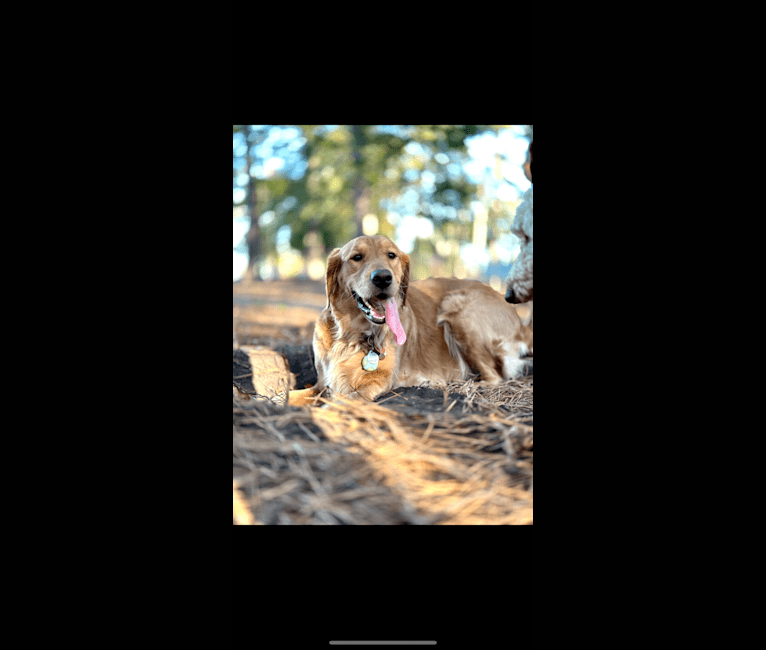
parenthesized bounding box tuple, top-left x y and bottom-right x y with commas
(505, 139, 532, 307)
(289, 235, 533, 405)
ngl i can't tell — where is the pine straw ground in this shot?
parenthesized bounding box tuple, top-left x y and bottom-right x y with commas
(233, 377, 533, 525)
(233, 279, 532, 525)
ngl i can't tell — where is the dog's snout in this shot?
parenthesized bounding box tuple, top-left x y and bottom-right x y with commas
(505, 287, 515, 303)
(371, 269, 393, 289)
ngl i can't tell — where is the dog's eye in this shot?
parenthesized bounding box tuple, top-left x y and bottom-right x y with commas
(352, 254, 363, 261)
(387, 252, 396, 259)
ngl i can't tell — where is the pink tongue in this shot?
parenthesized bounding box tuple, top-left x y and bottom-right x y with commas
(385, 297, 406, 345)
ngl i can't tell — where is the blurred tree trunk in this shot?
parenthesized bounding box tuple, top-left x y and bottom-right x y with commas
(244, 127, 261, 282)
(351, 125, 369, 237)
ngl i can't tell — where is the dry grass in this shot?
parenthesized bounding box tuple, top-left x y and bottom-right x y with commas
(233, 279, 533, 525)
(233, 377, 533, 525)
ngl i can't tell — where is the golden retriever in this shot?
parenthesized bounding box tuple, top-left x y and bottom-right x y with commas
(289, 235, 532, 405)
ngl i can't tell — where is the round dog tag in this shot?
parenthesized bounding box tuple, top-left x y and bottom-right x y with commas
(362, 350, 379, 371)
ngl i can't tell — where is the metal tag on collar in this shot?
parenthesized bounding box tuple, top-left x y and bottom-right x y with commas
(362, 349, 379, 371)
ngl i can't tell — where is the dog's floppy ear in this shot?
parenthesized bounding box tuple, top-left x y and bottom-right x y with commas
(399, 251, 410, 307)
(325, 248, 343, 309)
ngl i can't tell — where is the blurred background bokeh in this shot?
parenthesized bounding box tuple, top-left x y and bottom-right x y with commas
(233, 125, 532, 293)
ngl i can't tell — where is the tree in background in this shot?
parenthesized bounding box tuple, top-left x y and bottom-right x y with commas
(233, 125, 527, 281)
(233, 125, 308, 281)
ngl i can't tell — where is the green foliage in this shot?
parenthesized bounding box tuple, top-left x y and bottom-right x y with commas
(233, 124, 521, 273)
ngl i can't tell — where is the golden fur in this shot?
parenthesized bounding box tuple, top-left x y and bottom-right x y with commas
(289, 235, 532, 405)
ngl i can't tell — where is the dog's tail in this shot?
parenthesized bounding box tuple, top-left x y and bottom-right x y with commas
(438, 317, 474, 381)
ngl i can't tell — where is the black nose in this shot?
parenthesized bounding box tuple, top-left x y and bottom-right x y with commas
(505, 287, 515, 303)
(371, 269, 392, 289)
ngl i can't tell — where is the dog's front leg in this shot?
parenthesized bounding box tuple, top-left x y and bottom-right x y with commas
(342, 347, 398, 402)
(288, 387, 323, 406)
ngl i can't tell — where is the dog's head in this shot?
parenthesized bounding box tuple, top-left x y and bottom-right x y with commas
(506, 139, 533, 304)
(523, 139, 532, 183)
(324, 235, 410, 326)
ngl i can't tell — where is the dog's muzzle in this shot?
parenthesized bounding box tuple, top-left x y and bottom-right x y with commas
(352, 290, 387, 324)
